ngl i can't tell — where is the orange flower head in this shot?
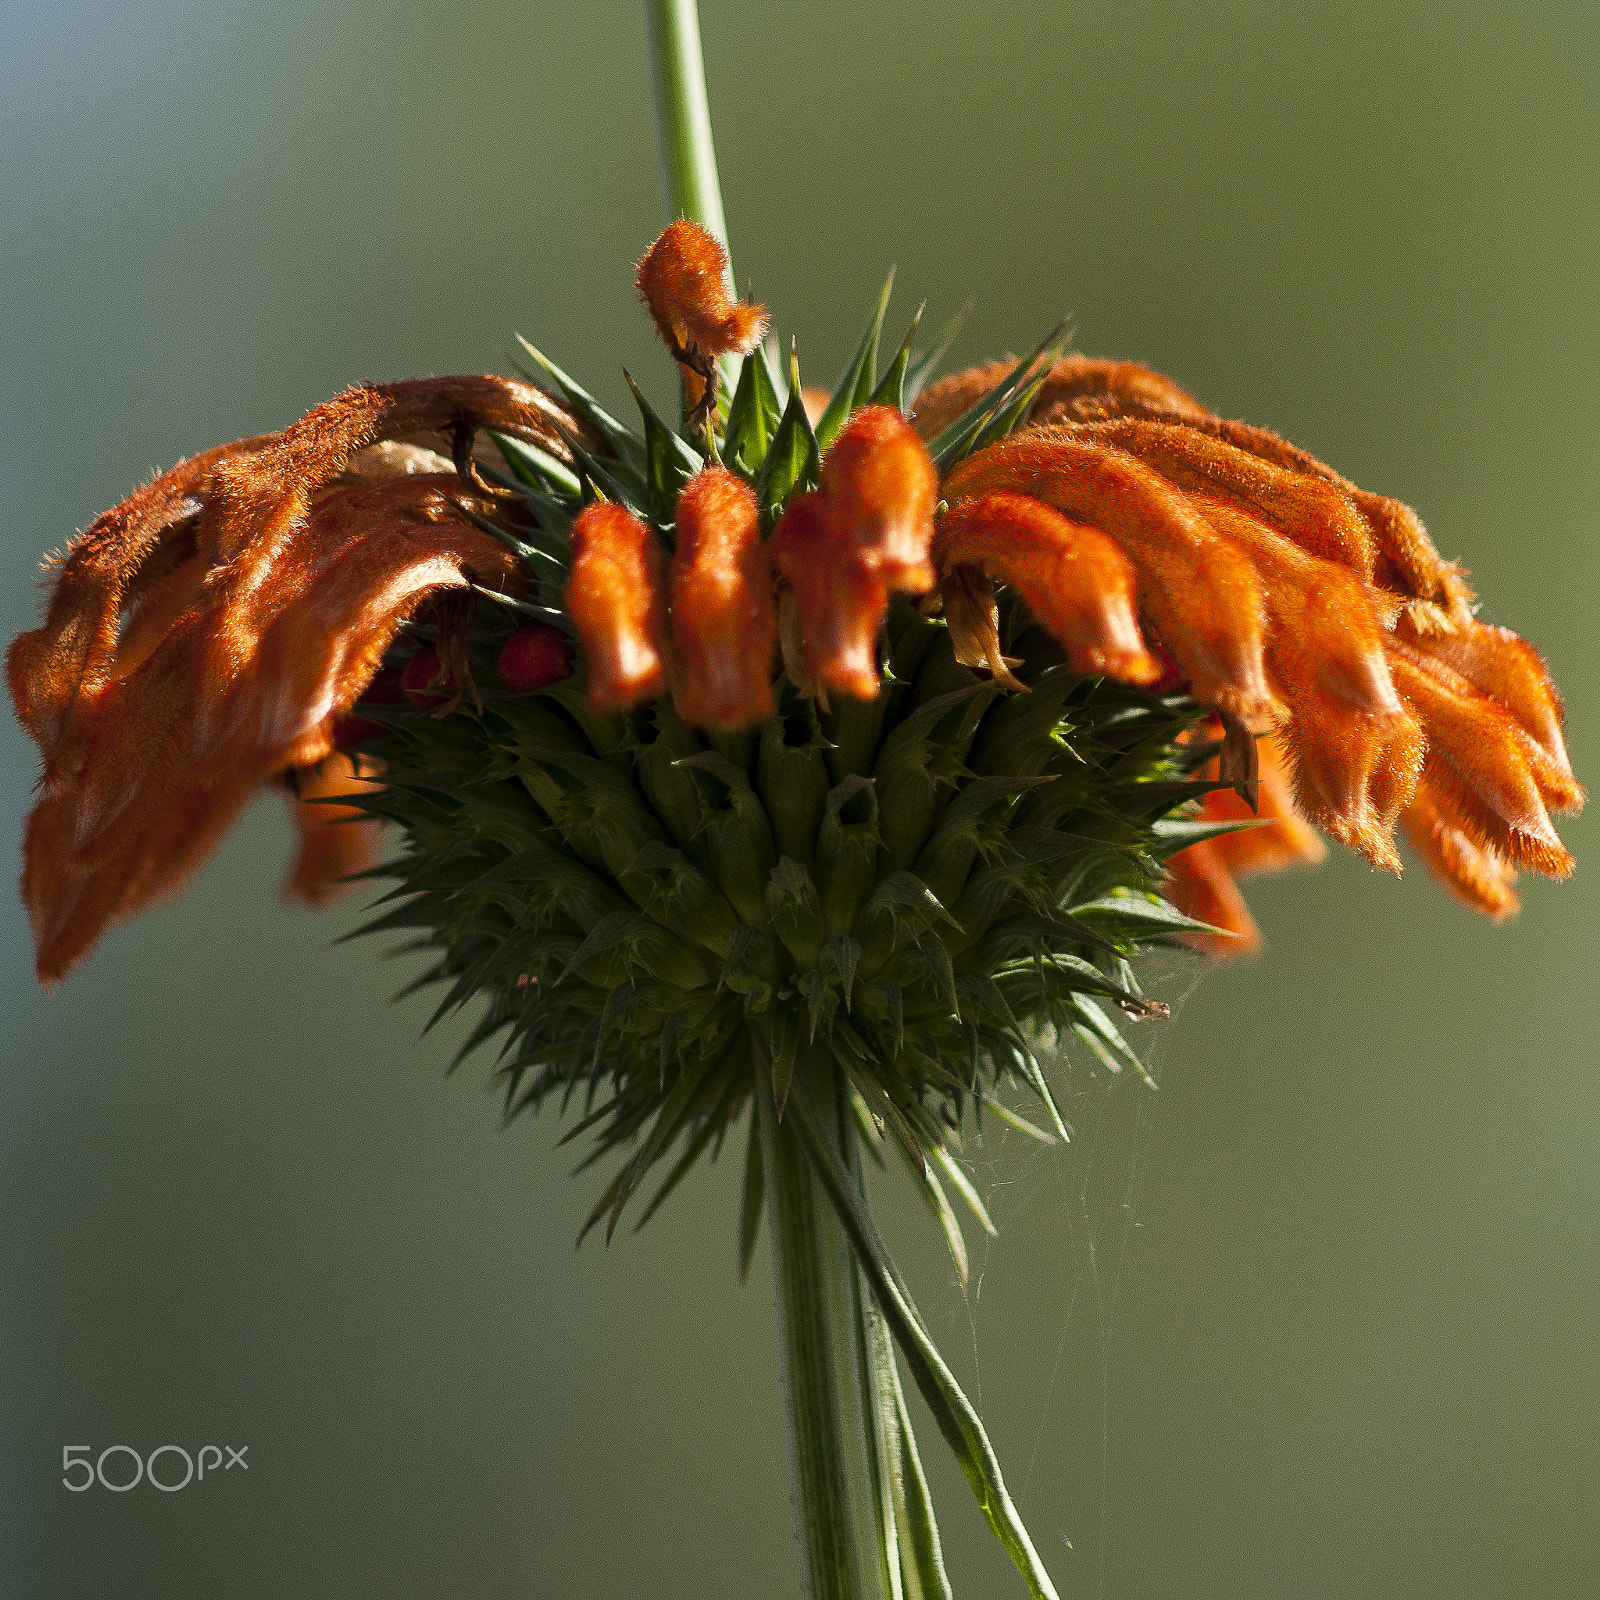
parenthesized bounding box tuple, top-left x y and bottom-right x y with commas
(915, 353, 1579, 924)
(7, 230, 1580, 1000)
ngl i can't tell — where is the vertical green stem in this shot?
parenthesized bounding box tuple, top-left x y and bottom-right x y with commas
(642, 0, 734, 282)
(759, 1054, 896, 1600)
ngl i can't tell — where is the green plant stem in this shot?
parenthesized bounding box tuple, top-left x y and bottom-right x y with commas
(642, 0, 733, 279)
(759, 1053, 896, 1600)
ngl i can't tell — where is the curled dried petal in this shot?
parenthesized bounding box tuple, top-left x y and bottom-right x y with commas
(668, 467, 776, 728)
(819, 406, 938, 592)
(932, 492, 1158, 683)
(768, 492, 886, 702)
(12, 464, 522, 984)
(938, 565, 1026, 691)
(566, 502, 670, 711)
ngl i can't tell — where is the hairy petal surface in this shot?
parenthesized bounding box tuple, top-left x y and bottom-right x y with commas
(567, 502, 671, 711)
(668, 467, 776, 728)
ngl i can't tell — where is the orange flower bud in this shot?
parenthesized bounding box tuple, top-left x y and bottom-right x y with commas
(667, 467, 776, 728)
(768, 492, 886, 703)
(818, 406, 938, 593)
(566, 502, 670, 711)
(635, 220, 768, 368)
(932, 492, 1158, 683)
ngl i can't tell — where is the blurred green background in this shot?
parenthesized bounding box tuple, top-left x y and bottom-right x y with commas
(3, 2, 1596, 1595)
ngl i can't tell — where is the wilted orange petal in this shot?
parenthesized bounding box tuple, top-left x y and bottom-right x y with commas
(1387, 639, 1574, 875)
(667, 467, 776, 728)
(768, 492, 885, 702)
(1408, 620, 1573, 777)
(14, 471, 524, 984)
(6, 436, 257, 754)
(818, 406, 938, 592)
(635, 220, 768, 363)
(944, 432, 1275, 718)
(566, 502, 670, 711)
(932, 492, 1158, 683)
(283, 754, 384, 907)
(1401, 785, 1520, 920)
(240, 478, 520, 765)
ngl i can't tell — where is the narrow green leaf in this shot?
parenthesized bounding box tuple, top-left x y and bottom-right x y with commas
(787, 1086, 1063, 1600)
(814, 266, 896, 450)
(491, 431, 583, 498)
(902, 1145, 969, 1286)
(623, 369, 704, 521)
(755, 342, 822, 524)
(869, 303, 923, 415)
(904, 301, 972, 409)
(723, 344, 784, 472)
(929, 1145, 996, 1237)
(511, 334, 644, 468)
(925, 320, 1072, 473)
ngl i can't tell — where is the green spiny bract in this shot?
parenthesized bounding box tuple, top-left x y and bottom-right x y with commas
(342, 291, 1226, 1262)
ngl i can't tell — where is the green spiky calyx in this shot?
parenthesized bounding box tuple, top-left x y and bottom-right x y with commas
(353, 594, 1218, 1248)
(343, 290, 1229, 1254)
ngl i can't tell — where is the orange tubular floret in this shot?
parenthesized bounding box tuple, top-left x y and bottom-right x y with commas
(932, 492, 1159, 683)
(668, 467, 776, 728)
(1060, 419, 1379, 578)
(1387, 639, 1576, 875)
(635, 221, 769, 365)
(944, 432, 1274, 718)
(1407, 620, 1574, 778)
(819, 406, 939, 592)
(566, 502, 670, 712)
(1187, 494, 1421, 869)
(768, 492, 886, 702)
(1401, 786, 1520, 920)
